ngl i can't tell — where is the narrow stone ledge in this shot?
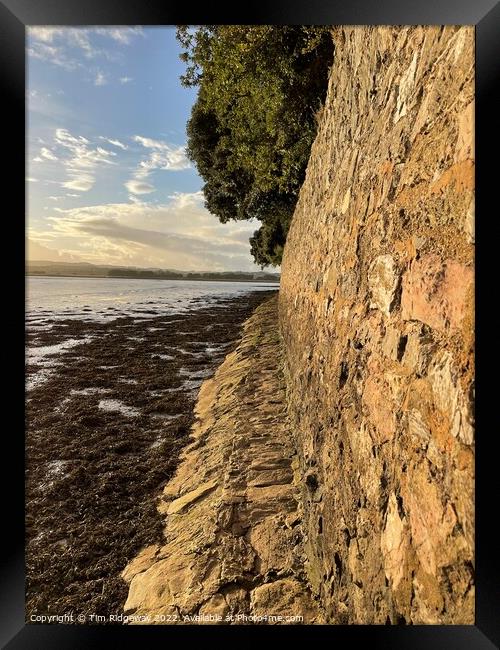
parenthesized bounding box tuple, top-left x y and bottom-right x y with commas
(122, 296, 322, 624)
(166, 480, 218, 515)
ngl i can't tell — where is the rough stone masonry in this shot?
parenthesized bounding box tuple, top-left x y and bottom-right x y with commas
(279, 26, 474, 623)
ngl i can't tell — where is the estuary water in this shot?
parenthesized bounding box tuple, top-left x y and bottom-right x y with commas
(26, 276, 279, 331)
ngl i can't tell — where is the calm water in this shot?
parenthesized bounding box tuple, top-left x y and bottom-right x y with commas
(26, 276, 279, 331)
(26, 276, 278, 391)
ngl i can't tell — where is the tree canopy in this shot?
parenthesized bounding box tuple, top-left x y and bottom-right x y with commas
(177, 26, 334, 267)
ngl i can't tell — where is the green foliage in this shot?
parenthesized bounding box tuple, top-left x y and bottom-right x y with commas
(177, 26, 333, 267)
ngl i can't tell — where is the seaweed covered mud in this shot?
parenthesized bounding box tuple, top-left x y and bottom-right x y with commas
(25, 288, 276, 622)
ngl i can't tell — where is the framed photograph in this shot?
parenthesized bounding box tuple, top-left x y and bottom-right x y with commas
(1, 0, 498, 646)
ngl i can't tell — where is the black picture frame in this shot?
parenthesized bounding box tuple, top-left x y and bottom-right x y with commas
(2, 0, 498, 646)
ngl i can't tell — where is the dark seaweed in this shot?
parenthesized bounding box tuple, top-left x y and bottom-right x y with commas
(25, 290, 276, 623)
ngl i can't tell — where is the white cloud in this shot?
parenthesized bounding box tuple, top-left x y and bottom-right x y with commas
(28, 27, 66, 43)
(40, 147, 58, 161)
(99, 136, 128, 150)
(133, 135, 165, 150)
(94, 71, 107, 86)
(27, 41, 78, 70)
(133, 135, 191, 177)
(94, 27, 144, 45)
(124, 137, 190, 193)
(31, 127, 130, 198)
(119, 76, 133, 84)
(54, 128, 118, 192)
(26, 177, 38, 182)
(167, 190, 204, 209)
(125, 179, 155, 195)
(55, 129, 89, 147)
(71, 30, 98, 59)
(97, 147, 116, 158)
(48, 196, 63, 201)
(27, 29, 102, 66)
(62, 175, 95, 192)
(27, 27, 143, 73)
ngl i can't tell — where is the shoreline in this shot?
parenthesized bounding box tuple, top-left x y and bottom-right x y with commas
(26, 274, 280, 284)
(26, 289, 276, 622)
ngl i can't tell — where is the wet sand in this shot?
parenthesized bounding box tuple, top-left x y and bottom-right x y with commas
(25, 289, 276, 622)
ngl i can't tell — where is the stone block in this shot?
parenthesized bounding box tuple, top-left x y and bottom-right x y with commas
(368, 254, 399, 316)
(401, 255, 473, 333)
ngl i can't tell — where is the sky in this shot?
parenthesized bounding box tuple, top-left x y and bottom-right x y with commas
(26, 26, 263, 272)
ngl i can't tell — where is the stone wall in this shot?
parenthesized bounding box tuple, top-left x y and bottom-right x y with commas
(279, 26, 474, 624)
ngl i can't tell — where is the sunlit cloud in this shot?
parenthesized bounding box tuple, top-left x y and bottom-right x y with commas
(28, 27, 66, 43)
(34, 193, 260, 270)
(99, 136, 128, 150)
(133, 135, 167, 150)
(119, 77, 133, 84)
(26, 235, 82, 262)
(166, 190, 204, 209)
(55, 128, 89, 147)
(54, 128, 117, 192)
(125, 179, 155, 195)
(62, 173, 95, 192)
(132, 135, 191, 178)
(40, 147, 58, 161)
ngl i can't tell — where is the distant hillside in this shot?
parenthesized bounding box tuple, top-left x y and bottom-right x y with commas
(26, 260, 280, 283)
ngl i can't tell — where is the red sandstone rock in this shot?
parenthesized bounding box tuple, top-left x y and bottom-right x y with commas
(401, 255, 473, 333)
